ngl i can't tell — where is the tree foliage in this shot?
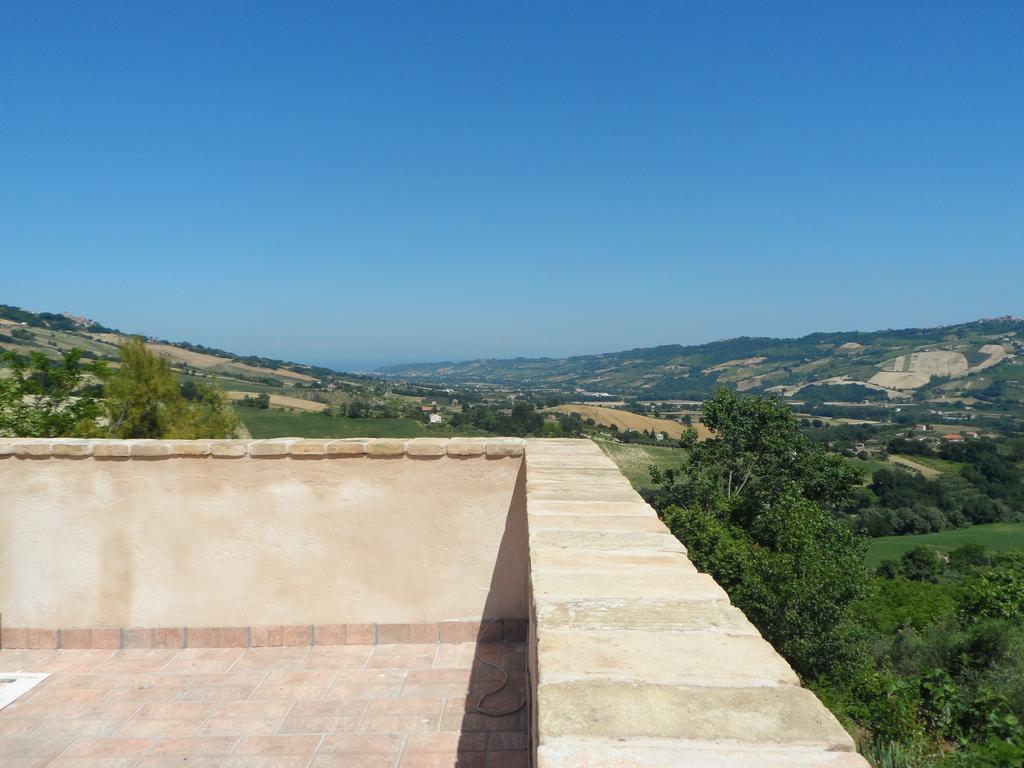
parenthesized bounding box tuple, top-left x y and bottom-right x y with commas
(651, 388, 1024, 763)
(103, 338, 239, 439)
(0, 349, 105, 436)
(652, 388, 862, 521)
(652, 389, 870, 680)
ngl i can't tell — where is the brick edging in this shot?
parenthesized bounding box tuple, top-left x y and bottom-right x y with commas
(0, 438, 525, 460)
(0, 620, 527, 650)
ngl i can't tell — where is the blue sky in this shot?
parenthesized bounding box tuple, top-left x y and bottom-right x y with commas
(2, 2, 1022, 370)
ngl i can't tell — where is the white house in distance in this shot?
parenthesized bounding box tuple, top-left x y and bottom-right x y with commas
(429, 412, 444, 424)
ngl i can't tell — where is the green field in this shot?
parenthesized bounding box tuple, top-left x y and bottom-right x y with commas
(843, 456, 891, 480)
(238, 408, 433, 438)
(866, 522, 1024, 567)
(894, 453, 963, 474)
(179, 373, 286, 394)
(595, 438, 685, 490)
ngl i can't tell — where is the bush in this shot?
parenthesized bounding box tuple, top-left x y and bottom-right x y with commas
(900, 547, 944, 583)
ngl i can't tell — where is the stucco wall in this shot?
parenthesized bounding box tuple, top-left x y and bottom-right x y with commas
(0, 440, 527, 629)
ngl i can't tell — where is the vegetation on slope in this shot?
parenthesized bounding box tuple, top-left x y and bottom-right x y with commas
(379, 317, 1024, 404)
(647, 389, 1024, 766)
(1, 341, 238, 439)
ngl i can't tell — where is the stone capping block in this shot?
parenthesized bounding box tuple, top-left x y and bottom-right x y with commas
(365, 438, 407, 457)
(248, 439, 293, 457)
(486, 438, 526, 458)
(130, 440, 172, 458)
(0, 621, 521, 649)
(211, 439, 249, 457)
(446, 437, 487, 457)
(325, 438, 369, 456)
(0, 437, 525, 460)
(404, 438, 448, 457)
(287, 439, 327, 456)
(92, 441, 132, 458)
(13, 440, 51, 457)
(169, 440, 213, 457)
(49, 439, 93, 457)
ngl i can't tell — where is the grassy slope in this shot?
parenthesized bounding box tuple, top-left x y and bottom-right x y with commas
(867, 522, 1024, 566)
(237, 408, 430, 438)
(843, 456, 892, 480)
(595, 438, 685, 490)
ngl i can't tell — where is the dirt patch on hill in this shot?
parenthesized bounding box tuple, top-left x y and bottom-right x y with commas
(869, 371, 933, 390)
(147, 344, 315, 382)
(546, 404, 711, 440)
(703, 356, 766, 374)
(888, 455, 940, 479)
(870, 350, 969, 389)
(969, 344, 1007, 373)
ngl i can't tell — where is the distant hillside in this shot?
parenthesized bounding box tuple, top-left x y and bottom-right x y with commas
(379, 318, 1024, 405)
(0, 303, 363, 389)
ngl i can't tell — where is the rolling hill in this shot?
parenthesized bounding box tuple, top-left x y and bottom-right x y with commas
(379, 317, 1024, 404)
(0, 303, 362, 391)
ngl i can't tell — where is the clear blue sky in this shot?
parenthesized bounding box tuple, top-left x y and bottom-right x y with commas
(2, 2, 1022, 370)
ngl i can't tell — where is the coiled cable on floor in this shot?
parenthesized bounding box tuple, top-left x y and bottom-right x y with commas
(475, 618, 526, 717)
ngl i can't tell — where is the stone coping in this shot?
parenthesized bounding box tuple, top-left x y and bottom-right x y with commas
(0, 436, 524, 459)
(523, 439, 869, 768)
(0, 620, 527, 650)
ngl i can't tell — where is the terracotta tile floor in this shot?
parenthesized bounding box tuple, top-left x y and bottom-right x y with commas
(0, 643, 528, 767)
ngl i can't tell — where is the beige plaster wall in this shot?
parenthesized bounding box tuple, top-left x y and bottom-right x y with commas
(0, 453, 527, 628)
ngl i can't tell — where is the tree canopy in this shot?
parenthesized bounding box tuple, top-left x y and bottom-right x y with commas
(652, 389, 870, 680)
(104, 338, 239, 439)
(0, 349, 106, 437)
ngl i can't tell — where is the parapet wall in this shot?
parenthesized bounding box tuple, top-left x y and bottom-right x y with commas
(0, 438, 528, 640)
(0, 436, 867, 766)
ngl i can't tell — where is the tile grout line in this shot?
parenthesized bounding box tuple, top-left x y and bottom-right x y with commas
(305, 733, 325, 768)
(394, 731, 409, 768)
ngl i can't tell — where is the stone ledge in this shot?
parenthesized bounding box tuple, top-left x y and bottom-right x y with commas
(537, 629, 800, 687)
(524, 439, 863, 767)
(535, 598, 761, 636)
(0, 437, 525, 460)
(536, 681, 855, 749)
(537, 738, 871, 768)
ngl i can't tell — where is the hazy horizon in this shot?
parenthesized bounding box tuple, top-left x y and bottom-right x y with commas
(4, 3, 1022, 365)
(4, 300, 1013, 373)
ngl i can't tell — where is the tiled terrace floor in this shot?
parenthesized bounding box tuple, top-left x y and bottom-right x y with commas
(0, 643, 528, 768)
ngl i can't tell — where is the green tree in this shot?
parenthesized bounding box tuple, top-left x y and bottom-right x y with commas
(653, 389, 870, 680)
(666, 492, 869, 679)
(652, 388, 862, 518)
(900, 546, 944, 583)
(347, 399, 370, 418)
(104, 338, 238, 438)
(960, 553, 1024, 623)
(0, 349, 105, 436)
(949, 543, 989, 571)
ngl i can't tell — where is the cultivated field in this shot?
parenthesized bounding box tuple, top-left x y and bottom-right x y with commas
(545, 404, 711, 440)
(226, 391, 328, 412)
(970, 344, 1008, 373)
(596, 439, 686, 490)
(237, 409, 431, 439)
(869, 350, 969, 390)
(87, 335, 316, 383)
(887, 455, 941, 479)
(867, 523, 1024, 567)
(146, 342, 315, 382)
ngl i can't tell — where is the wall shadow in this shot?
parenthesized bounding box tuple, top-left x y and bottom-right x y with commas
(451, 459, 530, 766)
